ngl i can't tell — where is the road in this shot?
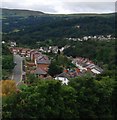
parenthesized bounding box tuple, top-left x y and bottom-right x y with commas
(11, 54, 24, 83)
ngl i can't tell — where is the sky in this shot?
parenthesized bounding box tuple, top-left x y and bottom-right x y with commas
(1, 0, 116, 14)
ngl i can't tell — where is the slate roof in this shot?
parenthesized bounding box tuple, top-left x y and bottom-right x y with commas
(94, 65, 103, 72)
(34, 68, 47, 75)
(36, 55, 51, 64)
(57, 72, 71, 79)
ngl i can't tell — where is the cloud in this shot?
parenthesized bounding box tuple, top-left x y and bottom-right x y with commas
(60, 2, 115, 14)
(2, 0, 116, 14)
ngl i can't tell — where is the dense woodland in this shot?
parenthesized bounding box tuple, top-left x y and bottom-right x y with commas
(2, 13, 115, 46)
(1, 10, 117, 119)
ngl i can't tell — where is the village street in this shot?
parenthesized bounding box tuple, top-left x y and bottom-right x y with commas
(11, 54, 24, 83)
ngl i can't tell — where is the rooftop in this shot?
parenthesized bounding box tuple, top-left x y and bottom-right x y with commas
(34, 68, 47, 75)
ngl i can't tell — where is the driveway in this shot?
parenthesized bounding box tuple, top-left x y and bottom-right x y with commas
(11, 54, 24, 83)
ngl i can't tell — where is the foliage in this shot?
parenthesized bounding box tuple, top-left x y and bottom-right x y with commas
(2, 14, 115, 46)
(26, 74, 38, 84)
(48, 62, 63, 77)
(0, 80, 16, 96)
(2, 55, 14, 70)
(2, 74, 116, 119)
(2, 44, 11, 55)
(55, 54, 74, 68)
(69, 75, 115, 119)
(2, 44, 15, 79)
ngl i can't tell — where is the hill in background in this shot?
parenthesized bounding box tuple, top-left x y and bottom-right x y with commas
(1, 8, 45, 17)
(2, 8, 115, 46)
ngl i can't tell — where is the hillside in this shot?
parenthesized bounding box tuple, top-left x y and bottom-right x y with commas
(1, 8, 115, 17)
(1, 8, 45, 17)
(2, 8, 115, 46)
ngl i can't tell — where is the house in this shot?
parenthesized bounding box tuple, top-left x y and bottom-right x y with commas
(75, 68, 81, 75)
(91, 68, 101, 74)
(88, 36, 91, 39)
(2, 41, 5, 44)
(34, 68, 47, 78)
(12, 48, 17, 54)
(50, 46, 58, 54)
(27, 62, 36, 67)
(25, 49, 31, 58)
(83, 36, 88, 41)
(33, 52, 42, 60)
(75, 25, 80, 29)
(91, 65, 103, 74)
(10, 41, 16, 47)
(21, 49, 28, 56)
(10, 47, 20, 54)
(48, 46, 59, 53)
(35, 55, 51, 71)
(30, 50, 37, 61)
(63, 68, 82, 78)
(55, 72, 70, 85)
(39, 47, 44, 52)
(76, 63, 87, 71)
(59, 47, 65, 52)
(43, 47, 49, 53)
(30, 51, 42, 61)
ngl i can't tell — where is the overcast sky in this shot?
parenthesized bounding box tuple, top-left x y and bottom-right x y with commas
(1, 0, 116, 14)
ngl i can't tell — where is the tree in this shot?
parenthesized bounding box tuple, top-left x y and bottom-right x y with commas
(2, 44, 15, 80)
(2, 75, 116, 119)
(26, 74, 38, 84)
(2, 80, 80, 119)
(48, 62, 63, 77)
(69, 75, 115, 119)
(0, 80, 16, 96)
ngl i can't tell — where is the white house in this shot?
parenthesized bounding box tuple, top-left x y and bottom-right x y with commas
(55, 72, 70, 85)
(55, 77, 69, 85)
(59, 47, 65, 52)
(91, 68, 101, 74)
(2, 41, 5, 44)
(83, 36, 88, 41)
(10, 41, 16, 47)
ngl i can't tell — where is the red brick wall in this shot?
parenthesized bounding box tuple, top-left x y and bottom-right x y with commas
(37, 64, 49, 71)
